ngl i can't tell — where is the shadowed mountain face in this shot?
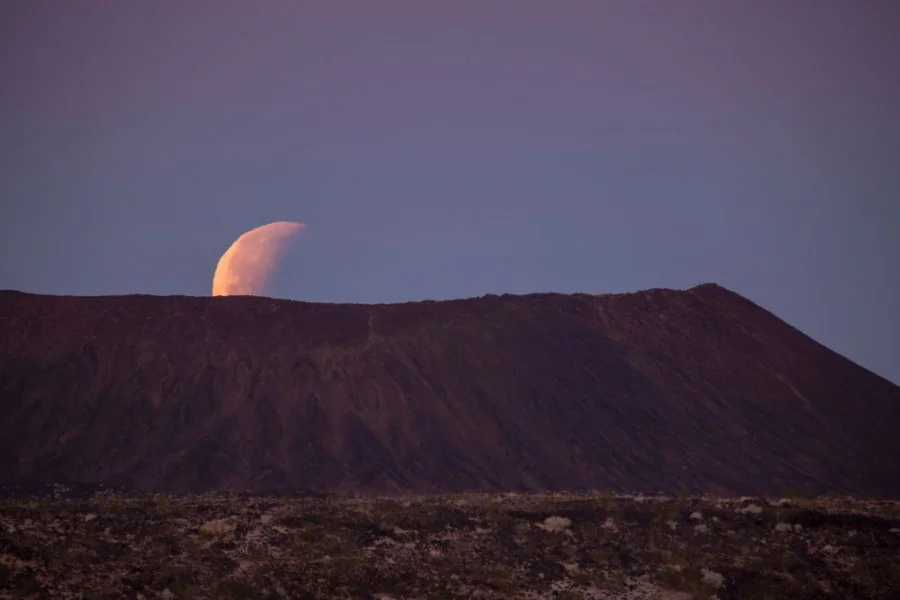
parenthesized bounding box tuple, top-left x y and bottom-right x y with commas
(1, 284, 898, 497)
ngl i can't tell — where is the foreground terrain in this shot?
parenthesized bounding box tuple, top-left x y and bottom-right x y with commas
(1, 489, 899, 599)
(2, 284, 899, 497)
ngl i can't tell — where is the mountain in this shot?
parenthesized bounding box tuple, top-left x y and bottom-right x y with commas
(1, 284, 898, 497)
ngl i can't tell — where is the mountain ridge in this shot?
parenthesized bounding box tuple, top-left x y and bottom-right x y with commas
(1, 283, 898, 498)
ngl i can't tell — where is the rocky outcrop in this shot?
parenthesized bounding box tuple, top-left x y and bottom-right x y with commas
(1, 284, 898, 497)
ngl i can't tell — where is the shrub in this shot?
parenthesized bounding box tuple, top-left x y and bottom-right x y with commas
(214, 578, 260, 599)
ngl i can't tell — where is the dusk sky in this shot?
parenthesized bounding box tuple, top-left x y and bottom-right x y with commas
(1, 1, 898, 384)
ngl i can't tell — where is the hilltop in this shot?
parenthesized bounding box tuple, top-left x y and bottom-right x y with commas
(1, 284, 898, 497)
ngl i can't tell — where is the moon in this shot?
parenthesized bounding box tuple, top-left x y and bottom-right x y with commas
(212, 221, 306, 296)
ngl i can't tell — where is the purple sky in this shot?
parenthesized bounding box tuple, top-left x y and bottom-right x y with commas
(1, 1, 898, 384)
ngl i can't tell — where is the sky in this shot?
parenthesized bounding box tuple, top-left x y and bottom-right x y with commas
(1, 1, 898, 384)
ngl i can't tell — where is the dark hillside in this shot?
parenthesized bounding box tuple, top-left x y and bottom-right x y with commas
(1, 284, 898, 497)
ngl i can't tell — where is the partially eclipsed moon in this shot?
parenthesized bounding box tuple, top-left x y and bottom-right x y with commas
(212, 221, 305, 296)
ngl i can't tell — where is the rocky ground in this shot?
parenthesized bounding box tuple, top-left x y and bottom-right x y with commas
(1, 488, 898, 599)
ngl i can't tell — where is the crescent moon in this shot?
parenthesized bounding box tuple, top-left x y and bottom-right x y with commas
(212, 221, 306, 296)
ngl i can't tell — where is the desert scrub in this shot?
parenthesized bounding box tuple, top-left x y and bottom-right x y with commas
(1, 490, 898, 599)
(731, 579, 786, 600)
(780, 487, 809, 500)
(482, 499, 507, 522)
(482, 563, 518, 593)
(653, 500, 682, 523)
(596, 570, 628, 591)
(655, 563, 720, 599)
(214, 578, 260, 599)
(199, 518, 236, 537)
(152, 493, 174, 510)
(329, 553, 364, 584)
(568, 567, 613, 589)
(9, 568, 43, 597)
(675, 489, 693, 504)
(537, 515, 572, 532)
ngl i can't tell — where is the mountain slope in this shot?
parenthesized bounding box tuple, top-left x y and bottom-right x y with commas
(1, 284, 898, 497)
